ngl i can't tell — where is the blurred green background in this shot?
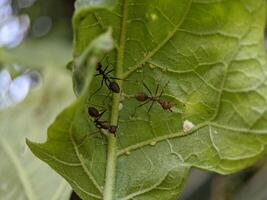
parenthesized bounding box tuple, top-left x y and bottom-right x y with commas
(1, 1, 267, 200)
(0, 0, 75, 199)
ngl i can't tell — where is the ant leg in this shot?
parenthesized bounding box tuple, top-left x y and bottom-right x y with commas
(106, 69, 124, 81)
(102, 90, 111, 105)
(132, 100, 150, 116)
(148, 101, 156, 113)
(103, 65, 109, 73)
(143, 82, 153, 96)
(106, 69, 123, 81)
(97, 110, 106, 120)
(154, 83, 160, 96)
(106, 69, 114, 75)
(110, 77, 122, 80)
(158, 81, 170, 98)
(104, 78, 111, 89)
(106, 69, 123, 80)
(88, 79, 104, 101)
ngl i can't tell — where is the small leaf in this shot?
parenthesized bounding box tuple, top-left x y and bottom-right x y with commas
(28, 0, 267, 200)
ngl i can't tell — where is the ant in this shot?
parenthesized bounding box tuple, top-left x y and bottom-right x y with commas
(88, 106, 117, 136)
(89, 62, 120, 100)
(96, 62, 120, 93)
(134, 81, 173, 113)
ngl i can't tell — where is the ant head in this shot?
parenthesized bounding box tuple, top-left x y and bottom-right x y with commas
(135, 92, 148, 102)
(96, 62, 102, 70)
(109, 82, 120, 93)
(109, 125, 118, 135)
(159, 100, 173, 111)
(88, 107, 100, 118)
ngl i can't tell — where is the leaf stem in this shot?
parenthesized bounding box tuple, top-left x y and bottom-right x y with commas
(103, 0, 128, 199)
(103, 135, 117, 200)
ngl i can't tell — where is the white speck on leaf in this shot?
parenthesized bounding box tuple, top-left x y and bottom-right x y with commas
(119, 103, 123, 111)
(150, 141, 157, 146)
(183, 120, 195, 133)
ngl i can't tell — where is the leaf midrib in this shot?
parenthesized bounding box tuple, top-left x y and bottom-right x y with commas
(102, 0, 130, 199)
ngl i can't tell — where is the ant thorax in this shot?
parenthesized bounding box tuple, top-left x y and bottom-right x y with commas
(135, 92, 148, 102)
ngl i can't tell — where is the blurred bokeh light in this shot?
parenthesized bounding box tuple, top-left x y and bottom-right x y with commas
(0, 0, 30, 48)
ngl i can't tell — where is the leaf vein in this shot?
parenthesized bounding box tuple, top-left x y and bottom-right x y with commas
(69, 115, 103, 194)
(122, 0, 193, 78)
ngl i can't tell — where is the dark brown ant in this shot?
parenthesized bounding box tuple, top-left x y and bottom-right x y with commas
(90, 62, 120, 99)
(88, 106, 117, 136)
(96, 62, 120, 92)
(88, 106, 109, 130)
(134, 82, 173, 113)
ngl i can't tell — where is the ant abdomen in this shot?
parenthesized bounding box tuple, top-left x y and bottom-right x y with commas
(159, 100, 173, 111)
(109, 81, 120, 93)
(135, 92, 149, 102)
(88, 107, 100, 118)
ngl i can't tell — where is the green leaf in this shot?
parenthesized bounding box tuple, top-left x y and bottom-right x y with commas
(28, 0, 267, 200)
(0, 38, 74, 200)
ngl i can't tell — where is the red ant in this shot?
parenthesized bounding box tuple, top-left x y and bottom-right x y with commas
(134, 82, 173, 113)
(88, 106, 117, 136)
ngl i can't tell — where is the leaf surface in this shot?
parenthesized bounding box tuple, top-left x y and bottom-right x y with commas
(28, 0, 267, 199)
